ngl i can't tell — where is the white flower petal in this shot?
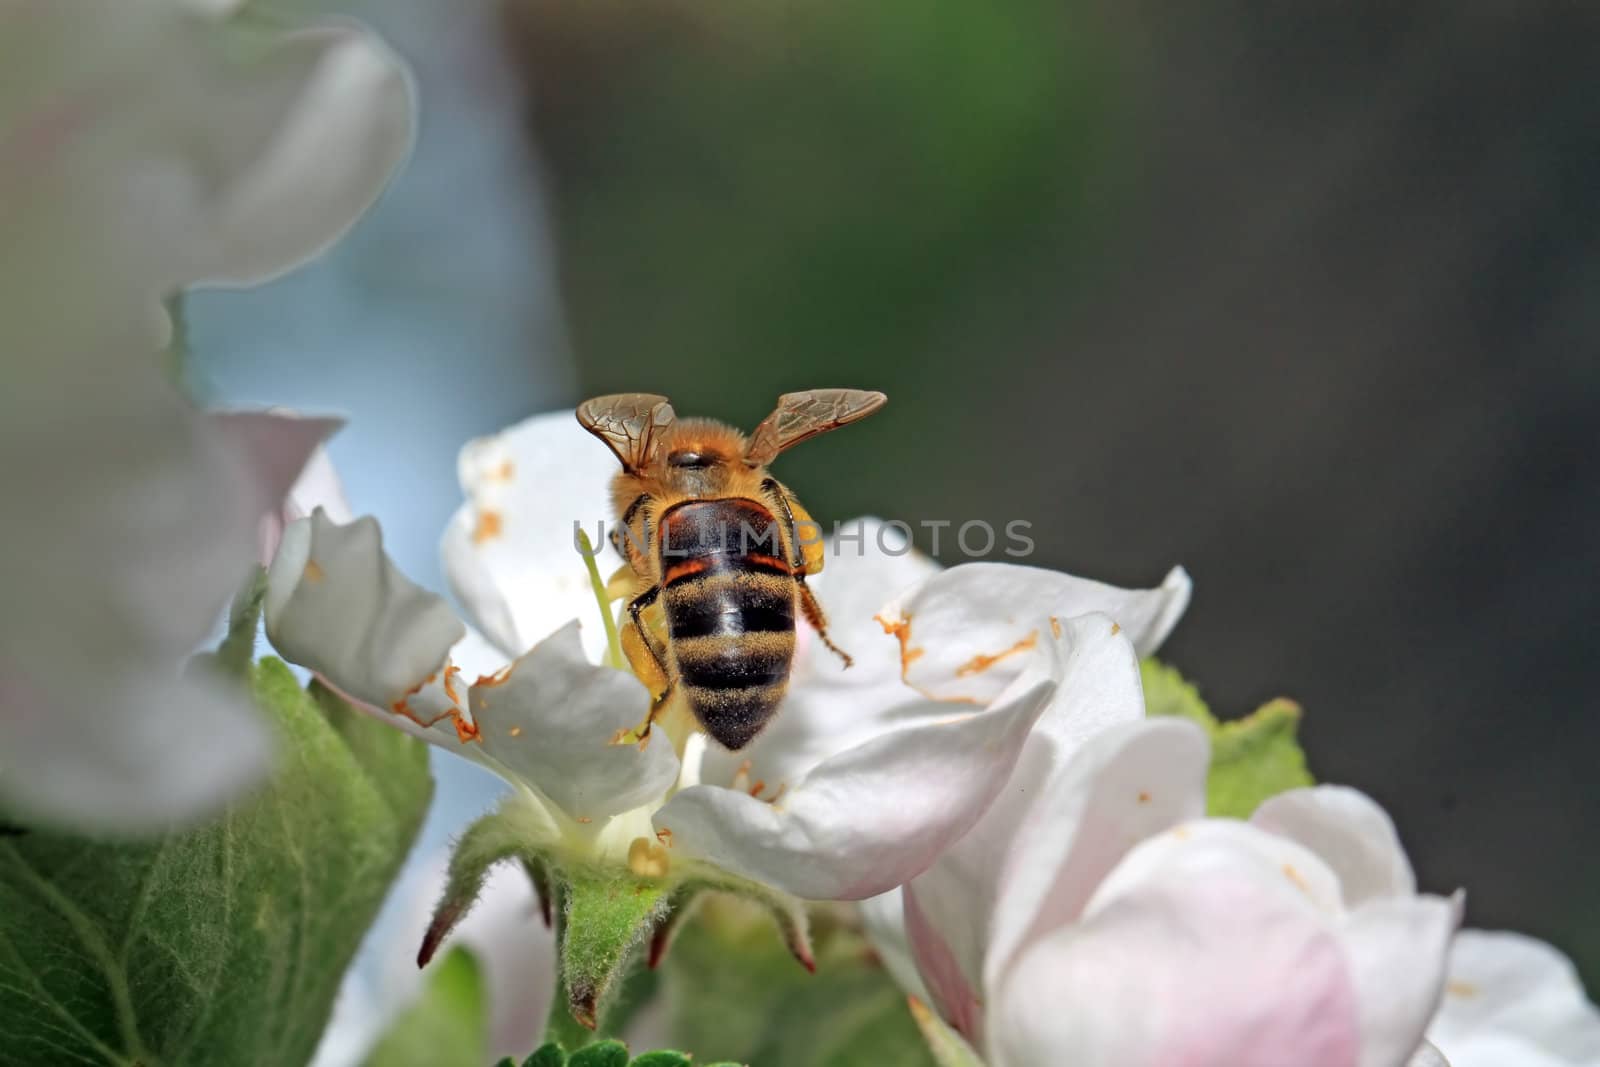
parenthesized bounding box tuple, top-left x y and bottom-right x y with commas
(901, 624, 1200, 1041)
(986, 715, 1209, 990)
(2, 2, 410, 318)
(797, 517, 943, 682)
(1428, 930, 1600, 1067)
(285, 442, 354, 525)
(0, 2, 404, 833)
(858, 889, 932, 1004)
(210, 410, 345, 512)
(442, 410, 617, 661)
(188, 25, 413, 286)
(0, 371, 328, 829)
(1252, 785, 1418, 905)
(0, 665, 271, 832)
(653, 666, 1059, 900)
(1343, 894, 1462, 1067)
(988, 869, 1365, 1067)
(210, 409, 347, 562)
(1076, 818, 1457, 1067)
(265, 510, 468, 746)
(879, 562, 1191, 704)
(1086, 819, 1347, 920)
(468, 622, 678, 821)
(699, 517, 941, 790)
(1407, 1041, 1452, 1067)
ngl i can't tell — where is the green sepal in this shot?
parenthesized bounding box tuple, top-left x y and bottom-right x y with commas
(629, 1052, 693, 1067)
(217, 565, 268, 675)
(569, 1040, 629, 1067)
(1141, 659, 1315, 817)
(655, 875, 814, 973)
(517, 1045, 706, 1067)
(558, 872, 670, 1031)
(0, 658, 432, 1066)
(419, 804, 553, 967)
(525, 1044, 568, 1067)
(360, 947, 487, 1067)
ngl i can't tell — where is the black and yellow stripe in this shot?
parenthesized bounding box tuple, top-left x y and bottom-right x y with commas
(659, 499, 798, 749)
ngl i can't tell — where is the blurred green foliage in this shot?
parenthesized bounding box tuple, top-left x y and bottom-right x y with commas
(661, 896, 935, 1067)
(363, 948, 488, 1067)
(507, 0, 1127, 530)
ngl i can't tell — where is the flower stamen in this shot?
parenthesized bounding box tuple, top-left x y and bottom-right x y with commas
(577, 527, 625, 671)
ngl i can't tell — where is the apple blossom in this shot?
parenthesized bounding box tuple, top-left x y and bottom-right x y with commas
(876, 715, 1461, 1067)
(263, 407, 1191, 1028)
(0, 1, 411, 831)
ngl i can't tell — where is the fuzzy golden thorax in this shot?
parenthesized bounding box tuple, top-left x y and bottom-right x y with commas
(607, 417, 772, 519)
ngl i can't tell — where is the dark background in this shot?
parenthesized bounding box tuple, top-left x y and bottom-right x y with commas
(501, 0, 1600, 984)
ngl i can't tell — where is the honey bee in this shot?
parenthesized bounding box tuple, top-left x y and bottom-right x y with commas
(577, 389, 887, 749)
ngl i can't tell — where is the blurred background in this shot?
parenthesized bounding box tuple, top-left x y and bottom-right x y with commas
(192, 0, 1600, 990)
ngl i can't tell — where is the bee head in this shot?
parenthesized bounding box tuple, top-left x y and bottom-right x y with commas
(655, 418, 746, 495)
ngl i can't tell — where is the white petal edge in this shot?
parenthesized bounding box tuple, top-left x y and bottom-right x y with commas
(468, 621, 678, 821)
(901, 624, 1201, 1042)
(1344, 893, 1464, 1067)
(442, 410, 617, 661)
(858, 889, 932, 1004)
(1428, 929, 1600, 1067)
(653, 665, 1059, 900)
(1251, 785, 1418, 905)
(193, 25, 414, 286)
(1407, 1041, 1452, 1067)
(880, 561, 1191, 705)
(266, 510, 465, 718)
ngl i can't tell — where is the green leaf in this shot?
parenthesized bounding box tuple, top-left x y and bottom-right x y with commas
(1141, 659, 1315, 818)
(1139, 658, 1213, 726)
(361, 947, 487, 1067)
(569, 1040, 629, 1067)
(664, 896, 934, 1067)
(0, 657, 433, 1066)
(1207, 698, 1315, 819)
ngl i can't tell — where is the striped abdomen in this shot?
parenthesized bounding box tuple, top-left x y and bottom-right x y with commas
(658, 498, 796, 749)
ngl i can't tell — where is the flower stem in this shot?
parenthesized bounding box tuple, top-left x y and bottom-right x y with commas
(577, 528, 625, 671)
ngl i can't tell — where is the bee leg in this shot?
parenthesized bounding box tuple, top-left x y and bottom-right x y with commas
(759, 478, 808, 572)
(628, 587, 671, 679)
(619, 586, 679, 739)
(797, 579, 853, 669)
(613, 492, 654, 573)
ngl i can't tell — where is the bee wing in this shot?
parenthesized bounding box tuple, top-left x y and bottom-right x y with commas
(575, 393, 677, 472)
(744, 389, 887, 466)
